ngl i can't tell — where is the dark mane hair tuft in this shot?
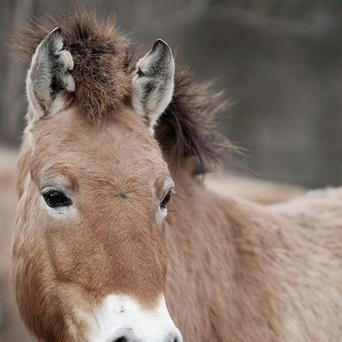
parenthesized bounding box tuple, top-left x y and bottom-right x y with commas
(13, 9, 131, 123)
(155, 69, 237, 174)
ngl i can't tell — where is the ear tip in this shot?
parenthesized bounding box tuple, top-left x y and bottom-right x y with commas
(49, 27, 62, 38)
(155, 38, 168, 46)
(42, 27, 63, 50)
(153, 39, 171, 52)
(42, 27, 62, 44)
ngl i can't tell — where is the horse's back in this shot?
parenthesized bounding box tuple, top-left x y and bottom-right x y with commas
(266, 187, 342, 341)
(268, 186, 342, 269)
(270, 186, 342, 231)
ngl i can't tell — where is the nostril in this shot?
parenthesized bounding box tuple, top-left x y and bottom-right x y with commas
(168, 330, 183, 342)
(113, 337, 127, 342)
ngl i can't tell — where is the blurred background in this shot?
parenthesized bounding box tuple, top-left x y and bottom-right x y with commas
(0, 0, 341, 341)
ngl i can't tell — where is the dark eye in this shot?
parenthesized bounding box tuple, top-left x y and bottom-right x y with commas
(160, 190, 172, 210)
(42, 190, 73, 208)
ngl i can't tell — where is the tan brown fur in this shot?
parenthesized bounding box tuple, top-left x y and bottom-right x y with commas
(11, 10, 342, 342)
(165, 176, 342, 341)
(13, 108, 170, 341)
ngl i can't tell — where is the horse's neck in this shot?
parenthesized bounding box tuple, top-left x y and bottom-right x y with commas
(166, 171, 279, 341)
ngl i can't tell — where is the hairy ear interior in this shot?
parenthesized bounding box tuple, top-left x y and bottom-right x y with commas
(132, 39, 175, 134)
(26, 27, 75, 123)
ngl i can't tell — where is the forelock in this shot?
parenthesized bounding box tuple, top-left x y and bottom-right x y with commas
(13, 8, 131, 123)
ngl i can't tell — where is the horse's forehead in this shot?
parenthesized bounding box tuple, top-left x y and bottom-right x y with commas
(33, 107, 167, 178)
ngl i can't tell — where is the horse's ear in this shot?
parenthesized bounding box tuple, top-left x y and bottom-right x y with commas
(26, 28, 75, 124)
(132, 39, 175, 134)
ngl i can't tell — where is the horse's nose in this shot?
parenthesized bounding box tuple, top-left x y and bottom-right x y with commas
(111, 328, 183, 342)
(166, 329, 183, 342)
(91, 295, 182, 342)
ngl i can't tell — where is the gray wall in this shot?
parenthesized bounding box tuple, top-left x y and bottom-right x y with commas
(1, 0, 342, 188)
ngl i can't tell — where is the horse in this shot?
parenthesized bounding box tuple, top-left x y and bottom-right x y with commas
(10, 10, 342, 342)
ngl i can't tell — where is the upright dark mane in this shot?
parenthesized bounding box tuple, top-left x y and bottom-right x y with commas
(13, 9, 236, 174)
(157, 70, 235, 174)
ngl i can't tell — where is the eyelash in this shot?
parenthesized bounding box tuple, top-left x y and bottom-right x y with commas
(159, 188, 174, 212)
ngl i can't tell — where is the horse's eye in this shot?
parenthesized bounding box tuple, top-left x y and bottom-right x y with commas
(42, 190, 72, 208)
(160, 190, 172, 210)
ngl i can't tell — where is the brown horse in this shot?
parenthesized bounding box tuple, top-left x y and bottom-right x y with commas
(11, 11, 342, 342)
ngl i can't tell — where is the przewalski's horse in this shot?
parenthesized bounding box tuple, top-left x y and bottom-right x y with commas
(11, 11, 342, 342)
